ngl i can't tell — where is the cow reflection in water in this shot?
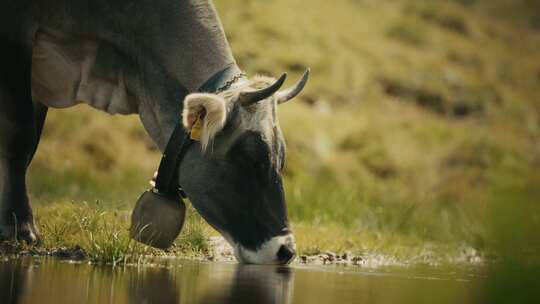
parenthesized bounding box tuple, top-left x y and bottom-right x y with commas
(0, 259, 293, 303)
(0, 260, 29, 304)
(201, 266, 293, 304)
(128, 265, 293, 304)
(128, 268, 180, 304)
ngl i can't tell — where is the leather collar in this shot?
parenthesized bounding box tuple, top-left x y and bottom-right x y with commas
(153, 65, 245, 198)
(197, 64, 246, 93)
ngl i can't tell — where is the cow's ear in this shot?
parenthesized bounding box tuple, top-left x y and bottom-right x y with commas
(182, 93, 227, 150)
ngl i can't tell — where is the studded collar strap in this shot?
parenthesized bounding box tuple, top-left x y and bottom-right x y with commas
(197, 64, 246, 93)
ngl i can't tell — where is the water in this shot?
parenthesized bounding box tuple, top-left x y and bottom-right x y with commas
(1, 257, 486, 304)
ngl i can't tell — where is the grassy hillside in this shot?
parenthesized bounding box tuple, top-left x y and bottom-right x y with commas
(23, 0, 540, 263)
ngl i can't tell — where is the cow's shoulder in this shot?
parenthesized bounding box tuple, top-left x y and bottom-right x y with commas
(32, 27, 138, 114)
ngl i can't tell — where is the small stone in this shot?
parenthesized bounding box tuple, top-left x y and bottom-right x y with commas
(299, 255, 308, 263)
(306, 256, 317, 263)
(52, 245, 87, 260)
(352, 256, 363, 265)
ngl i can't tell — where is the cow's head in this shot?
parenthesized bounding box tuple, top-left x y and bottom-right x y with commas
(178, 70, 309, 264)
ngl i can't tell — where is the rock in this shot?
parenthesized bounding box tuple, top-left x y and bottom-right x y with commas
(312, 254, 327, 265)
(324, 251, 337, 261)
(351, 256, 363, 265)
(51, 245, 87, 260)
(207, 236, 235, 261)
(306, 256, 318, 264)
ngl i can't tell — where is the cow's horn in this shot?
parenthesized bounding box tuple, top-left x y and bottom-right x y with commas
(276, 69, 310, 104)
(239, 73, 287, 106)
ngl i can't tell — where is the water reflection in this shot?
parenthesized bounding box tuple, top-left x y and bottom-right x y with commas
(0, 258, 293, 304)
(198, 265, 293, 304)
(128, 267, 181, 304)
(0, 257, 481, 304)
(127, 263, 293, 304)
(0, 260, 28, 304)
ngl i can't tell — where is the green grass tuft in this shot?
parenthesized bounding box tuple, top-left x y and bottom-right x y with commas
(33, 202, 210, 265)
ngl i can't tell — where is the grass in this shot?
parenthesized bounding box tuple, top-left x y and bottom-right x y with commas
(2, 0, 540, 265)
(386, 19, 429, 46)
(38, 202, 149, 265)
(18, 201, 210, 265)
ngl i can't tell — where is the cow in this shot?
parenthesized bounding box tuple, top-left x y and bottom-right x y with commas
(0, 0, 309, 264)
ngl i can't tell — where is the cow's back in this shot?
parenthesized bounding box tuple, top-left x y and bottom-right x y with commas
(30, 0, 147, 114)
(32, 27, 138, 114)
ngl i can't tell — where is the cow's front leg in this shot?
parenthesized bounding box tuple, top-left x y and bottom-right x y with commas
(0, 38, 43, 243)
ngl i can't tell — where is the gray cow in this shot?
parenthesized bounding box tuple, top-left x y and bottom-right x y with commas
(0, 0, 309, 264)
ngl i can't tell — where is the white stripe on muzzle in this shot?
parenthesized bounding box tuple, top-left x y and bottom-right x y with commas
(233, 234, 296, 265)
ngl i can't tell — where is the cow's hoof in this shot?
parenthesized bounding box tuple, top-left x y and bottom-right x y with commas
(0, 221, 41, 244)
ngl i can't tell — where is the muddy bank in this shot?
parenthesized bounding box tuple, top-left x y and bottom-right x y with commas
(1, 236, 485, 267)
(207, 236, 485, 267)
(0, 241, 88, 261)
(207, 236, 375, 266)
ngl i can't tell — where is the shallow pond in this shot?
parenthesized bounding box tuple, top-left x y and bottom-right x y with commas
(1, 257, 487, 304)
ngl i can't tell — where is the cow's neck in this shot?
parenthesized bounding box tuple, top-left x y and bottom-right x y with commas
(149, 0, 237, 92)
(137, 0, 239, 151)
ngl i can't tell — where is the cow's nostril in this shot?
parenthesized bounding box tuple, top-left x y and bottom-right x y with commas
(277, 244, 296, 264)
